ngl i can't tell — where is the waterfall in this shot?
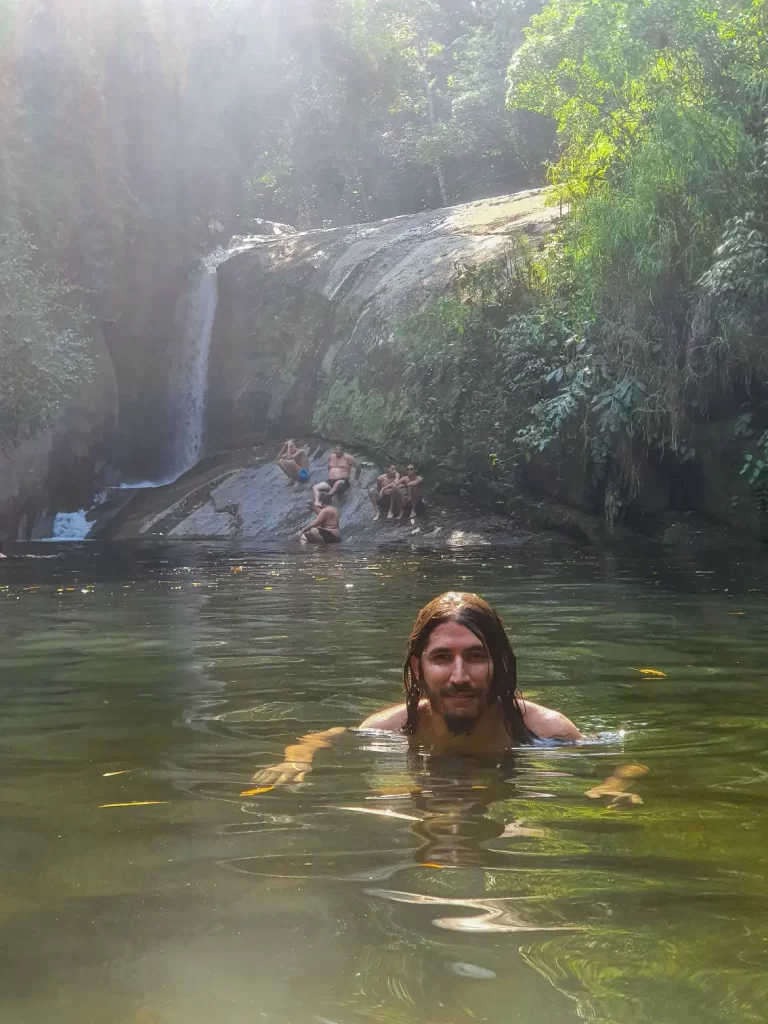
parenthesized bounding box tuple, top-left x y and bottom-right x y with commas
(165, 241, 260, 484)
(168, 249, 225, 480)
(43, 510, 94, 541)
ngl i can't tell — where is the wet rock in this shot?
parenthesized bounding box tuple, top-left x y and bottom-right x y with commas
(98, 441, 572, 547)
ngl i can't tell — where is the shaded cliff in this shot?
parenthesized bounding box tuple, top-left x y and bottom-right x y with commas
(0, 327, 118, 540)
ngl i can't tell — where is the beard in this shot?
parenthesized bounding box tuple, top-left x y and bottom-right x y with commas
(428, 689, 488, 736)
(441, 712, 479, 736)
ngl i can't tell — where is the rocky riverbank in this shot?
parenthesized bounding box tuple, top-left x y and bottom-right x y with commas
(96, 440, 576, 548)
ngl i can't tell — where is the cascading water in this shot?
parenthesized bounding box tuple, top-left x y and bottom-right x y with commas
(163, 240, 261, 484)
(167, 249, 225, 480)
(43, 510, 94, 541)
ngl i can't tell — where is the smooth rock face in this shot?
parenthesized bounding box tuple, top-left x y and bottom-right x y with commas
(205, 190, 556, 449)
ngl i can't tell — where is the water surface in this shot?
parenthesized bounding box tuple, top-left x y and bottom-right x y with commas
(1, 543, 768, 1024)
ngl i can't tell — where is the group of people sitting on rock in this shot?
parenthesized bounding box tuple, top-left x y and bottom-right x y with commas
(276, 439, 425, 546)
(368, 463, 425, 525)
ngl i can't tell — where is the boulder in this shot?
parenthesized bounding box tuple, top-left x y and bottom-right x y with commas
(205, 189, 557, 451)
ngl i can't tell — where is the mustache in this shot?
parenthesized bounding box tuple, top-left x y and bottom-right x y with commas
(440, 687, 477, 697)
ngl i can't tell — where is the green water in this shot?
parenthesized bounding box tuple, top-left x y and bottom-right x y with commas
(2, 543, 768, 1024)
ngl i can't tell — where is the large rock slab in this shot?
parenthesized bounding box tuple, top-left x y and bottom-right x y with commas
(205, 189, 556, 449)
(101, 441, 566, 547)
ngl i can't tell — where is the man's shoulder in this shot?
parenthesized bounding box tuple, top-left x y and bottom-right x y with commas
(520, 699, 584, 741)
(359, 703, 407, 731)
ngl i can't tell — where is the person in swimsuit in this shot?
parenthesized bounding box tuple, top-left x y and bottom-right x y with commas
(298, 493, 342, 545)
(250, 591, 584, 785)
(277, 440, 310, 486)
(312, 445, 361, 506)
(397, 463, 426, 524)
(369, 464, 402, 521)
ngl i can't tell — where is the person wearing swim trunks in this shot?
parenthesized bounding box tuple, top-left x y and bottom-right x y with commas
(250, 591, 584, 785)
(369, 464, 402, 521)
(397, 464, 425, 525)
(312, 444, 361, 506)
(298, 493, 342, 545)
(277, 439, 310, 487)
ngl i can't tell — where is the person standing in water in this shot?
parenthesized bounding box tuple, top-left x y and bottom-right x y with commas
(250, 591, 584, 785)
(369, 464, 402, 521)
(298, 492, 342, 545)
(312, 445, 361, 506)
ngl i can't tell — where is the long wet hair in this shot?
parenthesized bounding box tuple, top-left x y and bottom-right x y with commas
(402, 591, 535, 745)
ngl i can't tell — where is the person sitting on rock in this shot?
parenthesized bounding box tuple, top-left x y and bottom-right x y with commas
(277, 439, 310, 487)
(312, 445, 360, 506)
(398, 464, 425, 525)
(369, 464, 403, 521)
(298, 493, 341, 545)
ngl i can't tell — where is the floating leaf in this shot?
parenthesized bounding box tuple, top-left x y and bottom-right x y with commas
(420, 862, 446, 869)
(240, 785, 275, 796)
(102, 770, 132, 777)
(636, 668, 667, 678)
(99, 801, 168, 808)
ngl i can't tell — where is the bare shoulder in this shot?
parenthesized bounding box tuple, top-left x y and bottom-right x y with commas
(521, 699, 584, 741)
(358, 703, 407, 731)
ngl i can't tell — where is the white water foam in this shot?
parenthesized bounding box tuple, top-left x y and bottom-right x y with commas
(44, 510, 94, 541)
(166, 241, 259, 483)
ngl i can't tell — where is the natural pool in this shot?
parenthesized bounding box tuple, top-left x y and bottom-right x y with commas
(1, 542, 767, 1024)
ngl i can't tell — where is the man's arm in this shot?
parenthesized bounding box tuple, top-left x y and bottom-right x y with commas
(348, 455, 362, 482)
(521, 700, 584, 741)
(298, 508, 330, 537)
(246, 727, 347, 790)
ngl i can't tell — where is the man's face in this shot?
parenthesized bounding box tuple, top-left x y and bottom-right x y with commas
(407, 464, 416, 477)
(412, 622, 493, 736)
(387, 465, 397, 478)
(334, 446, 344, 458)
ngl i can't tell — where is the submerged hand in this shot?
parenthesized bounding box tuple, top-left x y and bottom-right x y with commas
(251, 759, 312, 786)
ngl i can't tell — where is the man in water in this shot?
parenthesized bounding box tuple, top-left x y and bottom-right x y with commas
(298, 492, 342, 545)
(277, 439, 310, 487)
(369, 464, 402, 521)
(251, 591, 583, 785)
(312, 445, 361, 506)
(397, 463, 425, 525)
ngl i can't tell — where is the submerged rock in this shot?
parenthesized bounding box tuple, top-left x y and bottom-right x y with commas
(450, 962, 497, 980)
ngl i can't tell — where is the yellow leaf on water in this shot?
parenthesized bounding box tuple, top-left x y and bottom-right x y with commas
(102, 770, 132, 777)
(728, 611, 746, 616)
(636, 668, 667, 678)
(264, 586, 273, 590)
(420, 862, 445, 869)
(231, 565, 244, 573)
(240, 786, 275, 796)
(99, 801, 168, 809)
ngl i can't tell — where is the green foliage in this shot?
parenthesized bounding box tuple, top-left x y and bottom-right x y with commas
(0, 229, 92, 447)
(495, 0, 768, 516)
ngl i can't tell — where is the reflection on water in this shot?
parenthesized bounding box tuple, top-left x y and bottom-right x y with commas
(1, 542, 768, 1023)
